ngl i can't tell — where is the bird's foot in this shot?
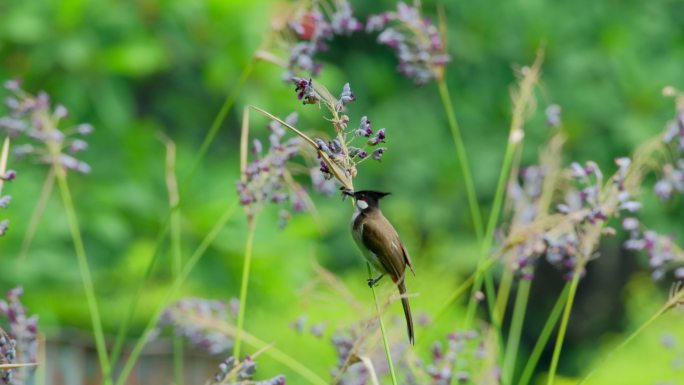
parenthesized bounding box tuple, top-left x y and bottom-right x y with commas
(367, 274, 385, 288)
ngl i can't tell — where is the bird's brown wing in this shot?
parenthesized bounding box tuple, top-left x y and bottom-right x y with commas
(402, 243, 415, 275)
(361, 213, 407, 278)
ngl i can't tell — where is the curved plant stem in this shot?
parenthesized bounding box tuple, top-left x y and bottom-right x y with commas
(464, 128, 518, 328)
(464, 52, 543, 329)
(518, 284, 569, 385)
(114, 200, 238, 385)
(437, 77, 503, 330)
(546, 266, 582, 385)
(502, 277, 531, 385)
(233, 216, 258, 360)
(53, 166, 112, 385)
(184, 58, 256, 185)
(577, 287, 684, 384)
(432, 256, 502, 325)
(368, 263, 398, 385)
(193, 316, 328, 385)
(436, 79, 484, 241)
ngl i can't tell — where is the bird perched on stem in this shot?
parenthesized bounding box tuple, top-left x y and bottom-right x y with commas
(343, 189, 415, 344)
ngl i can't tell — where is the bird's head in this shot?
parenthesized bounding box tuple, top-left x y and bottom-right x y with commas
(342, 189, 391, 211)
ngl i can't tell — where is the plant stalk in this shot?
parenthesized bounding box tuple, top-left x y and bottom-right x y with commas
(577, 287, 684, 384)
(502, 277, 531, 384)
(233, 216, 258, 360)
(517, 284, 569, 385)
(368, 263, 399, 385)
(53, 165, 112, 385)
(546, 266, 582, 385)
(114, 200, 238, 385)
(437, 79, 484, 241)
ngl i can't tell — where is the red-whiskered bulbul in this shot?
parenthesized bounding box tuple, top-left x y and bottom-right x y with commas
(343, 189, 415, 344)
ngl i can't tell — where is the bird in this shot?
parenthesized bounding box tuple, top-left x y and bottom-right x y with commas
(343, 189, 415, 344)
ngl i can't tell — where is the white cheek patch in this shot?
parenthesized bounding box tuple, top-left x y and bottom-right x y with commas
(356, 199, 369, 210)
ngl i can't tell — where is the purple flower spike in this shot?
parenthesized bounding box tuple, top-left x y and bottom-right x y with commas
(367, 2, 450, 84)
(1, 80, 93, 174)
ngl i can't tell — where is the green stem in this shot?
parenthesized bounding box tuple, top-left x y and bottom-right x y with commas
(577, 288, 684, 384)
(53, 166, 112, 385)
(434, 257, 496, 321)
(503, 278, 532, 385)
(170, 206, 183, 384)
(546, 267, 582, 385)
(184, 58, 256, 186)
(518, 284, 570, 385)
(368, 263, 398, 385)
(233, 216, 258, 360)
(109, 217, 171, 367)
(437, 80, 483, 240)
(493, 268, 514, 330)
(193, 317, 328, 385)
(114, 200, 238, 385)
(464, 130, 518, 327)
(111, 60, 254, 367)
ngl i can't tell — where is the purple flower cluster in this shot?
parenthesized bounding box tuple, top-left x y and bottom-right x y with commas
(236, 113, 310, 226)
(622, 218, 684, 281)
(0, 79, 92, 174)
(291, 80, 389, 191)
(0, 287, 39, 385)
(211, 355, 285, 385)
(285, 1, 362, 78)
(505, 154, 647, 281)
(293, 78, 321, 105)
(506, 165, 564, 280)
(655, 161, 684, 201)
(366, 2, 450, 84)
(406, 331, 495, 385)
(330, 326, 377, 384)
(657, 92, 684, 200)
(158, 297, 236, 355)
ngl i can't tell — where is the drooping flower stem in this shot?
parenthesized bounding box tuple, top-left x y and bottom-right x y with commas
(233, 216, 258, 361)
(546, 264, 582, 385)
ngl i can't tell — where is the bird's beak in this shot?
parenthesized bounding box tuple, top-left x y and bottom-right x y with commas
(341, 187, 355, 200)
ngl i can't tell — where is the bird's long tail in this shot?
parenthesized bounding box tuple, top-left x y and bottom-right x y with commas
(397, 279, 414, 345)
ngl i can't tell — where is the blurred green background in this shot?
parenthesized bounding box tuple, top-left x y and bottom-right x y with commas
(1, 0, 684, 384)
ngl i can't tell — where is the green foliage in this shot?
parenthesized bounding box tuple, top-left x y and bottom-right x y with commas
(1, 0, 684, 384)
